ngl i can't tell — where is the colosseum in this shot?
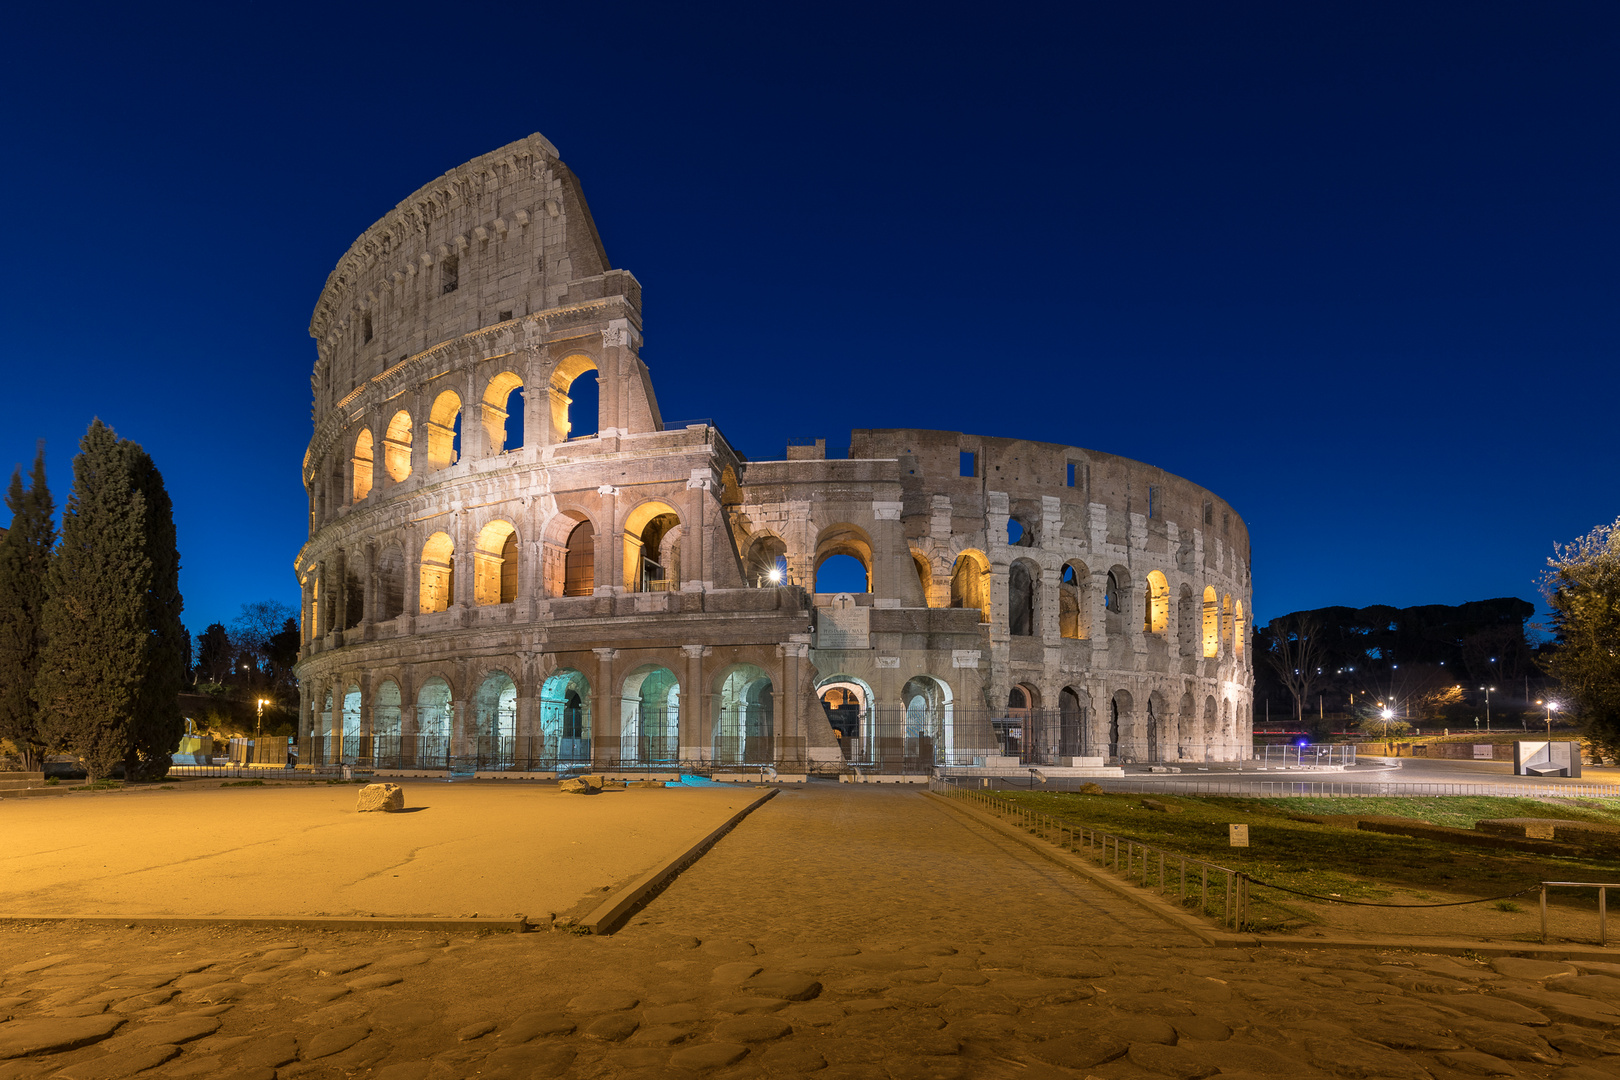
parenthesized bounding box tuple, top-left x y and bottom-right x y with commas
(294, 133, 1254, 778)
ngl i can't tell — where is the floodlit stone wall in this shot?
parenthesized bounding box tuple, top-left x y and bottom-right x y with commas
(294, 134, 1253, 770)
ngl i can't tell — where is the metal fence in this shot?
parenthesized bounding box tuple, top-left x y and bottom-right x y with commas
(931, 776, 1249, 929)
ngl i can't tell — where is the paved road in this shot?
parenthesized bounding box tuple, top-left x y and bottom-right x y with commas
(1, 784, 1618, 1080)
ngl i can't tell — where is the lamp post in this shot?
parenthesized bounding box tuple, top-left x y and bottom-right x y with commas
(1541, 699, 1558, 739)
(256, 698, 268, 739)
(1479, 685, 1494, 730)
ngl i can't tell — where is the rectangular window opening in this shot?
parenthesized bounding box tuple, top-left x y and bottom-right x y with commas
(1148, 485, 1159, 519)
(362, 314, 373, 344)
(1203, 500, 1213, 525)
(441, 255, 459, 295)
(1066, 462, 1076, 487)
(959, 451, 976, 478)
(499, 309, 514, 323)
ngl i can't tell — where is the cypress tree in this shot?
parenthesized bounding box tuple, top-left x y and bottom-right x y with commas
(124, 441, 185, 780)
(37, 420, 185, 780)
(0, 444, 55, 770)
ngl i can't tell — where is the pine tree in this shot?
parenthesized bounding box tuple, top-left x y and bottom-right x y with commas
(36, 420, 184, 781)
(0, 444, 55, 770)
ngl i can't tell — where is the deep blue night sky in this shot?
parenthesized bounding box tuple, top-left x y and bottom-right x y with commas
(2, 1, 1616, 639)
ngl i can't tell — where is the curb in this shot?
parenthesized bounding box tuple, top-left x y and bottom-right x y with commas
(925, 791, 1221, 944)
(0, 914, 531, 933)
(581, 787, 780, 935)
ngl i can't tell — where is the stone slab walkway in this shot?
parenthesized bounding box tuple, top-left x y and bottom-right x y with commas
(0, 784, 1617, 1080)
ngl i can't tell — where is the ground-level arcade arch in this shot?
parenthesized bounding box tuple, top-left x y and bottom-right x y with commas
(416, 678, 452, 742)
(474, 671, 517, 742)
(816, 674, 874, 745)
(620, 665, 679, 764)
(714, 664, 774, 764)
(374, 680, 402, 740)
(539, 669, 591, 763)
(901, 675, 953, 757)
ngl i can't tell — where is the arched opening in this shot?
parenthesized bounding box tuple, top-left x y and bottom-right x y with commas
(383, 410, 413, 482)
(415, 677, 452, 764)
(1177, 585, 1196, 657)
(720, 466, 742, 507)
(427, 390, 462, 471)
(343, 567, 363, 631)
(482, 371, 525, 454)
(374, 680, 402, 761)
(620, 665, 679, 764)
(473, 520, 519, 605)
(1105, 570, 1124, 614)
(1234, 600, 1246, 659)
(540, 669, 591, 764)
(950, 550, 990, 622)
(352, 429, 374, 502)
(1109, 690, 1132, 760)
(1060, 562, 1089, 639)
(817, 676, 872, 744)
(340, 685, 361, 764)
(1144, 571, 1169, 635)
(1007, 517, 1034, 547)
(715, 664, 774, 764)
(998, 683, 1039, 757)
(623, 501, 681, 592)
(1202, 586, 1219, 657)
(813, 523, 872, 594)
(419, 532, 455, 613)
(901, 675, 953, 761)
(1204, 695, 1218, 760)
(1059, 687, 1087, 758)
(744, 533, 788, 587)
(550, 354, 599, 441)
(563, 519, 595, 596)
(1105, 567, 1129, 637)
(1008, 559, 1037, 637)
(474, 671, 517, 754)
(911, 551, 933, 605)
(376, 544, 405, 621)
(1221, 594, 1234, 654)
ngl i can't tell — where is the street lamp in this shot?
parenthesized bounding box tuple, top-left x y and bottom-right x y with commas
(1539, 699, 1559, 739)
(256, 698, 268, 739)
(1479, 685, 1494, 730)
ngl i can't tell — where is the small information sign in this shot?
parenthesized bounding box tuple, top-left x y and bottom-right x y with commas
(1229, 824, 1250, 847)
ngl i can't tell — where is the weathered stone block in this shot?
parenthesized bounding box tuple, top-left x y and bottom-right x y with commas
(356, 783, 404, 813)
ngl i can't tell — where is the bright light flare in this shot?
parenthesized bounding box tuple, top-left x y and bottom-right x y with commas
(767, 567, 783, 584)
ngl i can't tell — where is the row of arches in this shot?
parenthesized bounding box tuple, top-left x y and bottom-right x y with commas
(327, 362, 602, 514)
(995, 682, 1249, 763)
(311, 663, 778, 766)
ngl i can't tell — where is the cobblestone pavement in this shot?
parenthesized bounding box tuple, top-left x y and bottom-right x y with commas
(2, 785, 1619, 1080)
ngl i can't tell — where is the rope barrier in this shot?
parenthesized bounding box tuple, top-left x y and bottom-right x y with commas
(1240, 876, 1540, 907)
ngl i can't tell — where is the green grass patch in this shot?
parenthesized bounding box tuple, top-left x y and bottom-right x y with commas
(219, 780, 265, 788)
(991, 790, 1611, 933)
(69, 779, 123, 792)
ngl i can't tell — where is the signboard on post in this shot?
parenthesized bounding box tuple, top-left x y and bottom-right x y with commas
(1229, 824, 1250, 847)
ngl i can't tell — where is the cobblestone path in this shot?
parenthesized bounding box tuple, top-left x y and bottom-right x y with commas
(2, 784, 1619, 1080)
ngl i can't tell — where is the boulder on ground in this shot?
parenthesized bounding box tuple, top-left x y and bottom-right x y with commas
(1078, 782, 1104, 795)
(558, 778, 599, 795)
(356, 783, 405, 813)
(1141, 798, 1182, 814)
(634, 780, 666, 788)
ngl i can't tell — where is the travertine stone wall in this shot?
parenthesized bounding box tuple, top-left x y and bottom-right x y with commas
(294, 135, 1253, 769)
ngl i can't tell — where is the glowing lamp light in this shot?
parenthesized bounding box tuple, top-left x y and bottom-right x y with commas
(1381, 709, 1394, 720)
(767, 567, 783, 584)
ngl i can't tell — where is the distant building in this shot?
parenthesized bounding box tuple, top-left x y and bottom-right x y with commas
(295, 134, 1253, 773)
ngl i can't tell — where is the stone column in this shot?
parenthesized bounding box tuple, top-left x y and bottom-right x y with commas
(451, 507, 473, 610)
(871, 501, 903, 606)
(684, 470, 713, 591)
(1040, 566, 1061, 646)
(597, 487, 620, 595)
(592, 648, 618, 768)
(599, 323, 627, 436)
(681, 644, 708, 761)
(330, 551, 347, 644)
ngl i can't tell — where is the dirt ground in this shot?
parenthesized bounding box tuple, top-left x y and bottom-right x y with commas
(1, 784, 1619, 1080)
(0, 783, 750, 921)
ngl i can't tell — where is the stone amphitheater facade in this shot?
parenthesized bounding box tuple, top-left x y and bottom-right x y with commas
(294, 133, 1254, 773)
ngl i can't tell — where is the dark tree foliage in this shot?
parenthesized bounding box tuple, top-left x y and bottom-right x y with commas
(265, 616, 301, 694)
(0, 444, 55, 770)
(124, 441, 185, 782)
(1253, 597, 1535, 721)
(1542, 517, 1620, 762)
(195, 623, 233, 683)
(36, 421, 185, 781)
